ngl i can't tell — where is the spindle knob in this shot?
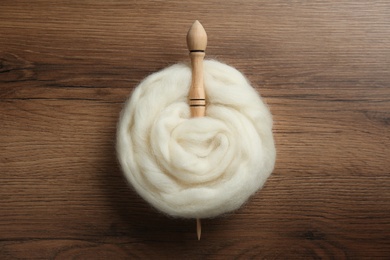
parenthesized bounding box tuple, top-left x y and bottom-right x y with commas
(187, 20, 207, 52)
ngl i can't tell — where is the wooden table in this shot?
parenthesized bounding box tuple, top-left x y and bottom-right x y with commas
(1, 1, 389, 258)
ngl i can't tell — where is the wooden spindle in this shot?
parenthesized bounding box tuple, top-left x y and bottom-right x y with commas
(187, 20, 207, 240)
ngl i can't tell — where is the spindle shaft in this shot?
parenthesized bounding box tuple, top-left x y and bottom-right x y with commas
(187, 20, 207, 118)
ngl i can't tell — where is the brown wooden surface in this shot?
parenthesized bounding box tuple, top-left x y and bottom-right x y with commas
(1, 1, 389, 259)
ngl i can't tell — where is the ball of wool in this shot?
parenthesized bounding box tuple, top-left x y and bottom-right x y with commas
(117, 60, 276, 219)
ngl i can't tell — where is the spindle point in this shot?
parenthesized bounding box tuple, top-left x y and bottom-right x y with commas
(187, 20, 207, 51)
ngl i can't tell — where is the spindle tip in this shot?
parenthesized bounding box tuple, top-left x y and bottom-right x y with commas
(187, 20, 207, 52)
(197, 218, 202, 240)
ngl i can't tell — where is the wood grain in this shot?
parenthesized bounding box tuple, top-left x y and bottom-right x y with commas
(1, 0, 389, 259)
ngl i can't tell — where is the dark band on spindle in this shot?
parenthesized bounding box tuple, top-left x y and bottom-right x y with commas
(189, 50, 205, 53)
(189, 98, 206, 107)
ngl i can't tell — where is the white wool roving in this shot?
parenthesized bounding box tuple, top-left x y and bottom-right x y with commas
(117, 60, 276, 219)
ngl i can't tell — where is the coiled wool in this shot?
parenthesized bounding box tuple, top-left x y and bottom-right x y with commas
(117, 60, 276, 218)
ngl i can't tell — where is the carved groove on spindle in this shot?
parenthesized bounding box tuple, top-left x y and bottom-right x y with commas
(189, 99, 206, 106)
